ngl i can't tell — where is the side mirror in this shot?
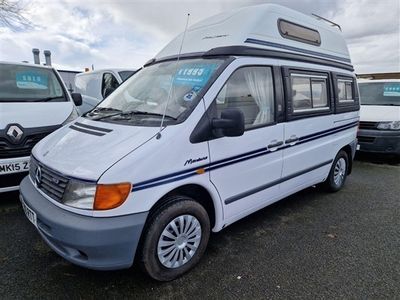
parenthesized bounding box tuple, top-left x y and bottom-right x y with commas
(71, 93, 82, 106)
(103, 87, 115, 99)
(212, 109, 245, 137)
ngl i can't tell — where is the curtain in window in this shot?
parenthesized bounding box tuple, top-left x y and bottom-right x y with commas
(244, 68, 274, 125)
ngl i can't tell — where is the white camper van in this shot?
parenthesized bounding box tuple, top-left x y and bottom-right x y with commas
(20, 4, 359, 280)
(358, 79, 400, 155)
(74, 69, 136, 114)
(0, 61, 82, 193)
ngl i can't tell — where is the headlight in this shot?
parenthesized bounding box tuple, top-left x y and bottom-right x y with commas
(62, 179, 131, 210)
(376, 121, 400, 130)
(63, 179, 97, 209)
(62, 107, 79, 125)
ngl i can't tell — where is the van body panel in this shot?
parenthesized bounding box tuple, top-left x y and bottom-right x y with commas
(360, 105, 400, 122)
(32, 118, 160, 181)
(0, 102, 72, 129)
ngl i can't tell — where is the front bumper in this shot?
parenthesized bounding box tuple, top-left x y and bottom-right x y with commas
(357, 129, 400, 155)
(19, 176, 148, 270)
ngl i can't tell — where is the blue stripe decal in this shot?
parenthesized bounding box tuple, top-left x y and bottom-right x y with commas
(244, 38, 352, 64)
(131, 121, 358, 192)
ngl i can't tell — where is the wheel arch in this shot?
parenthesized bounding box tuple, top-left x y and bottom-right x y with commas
(148, 183, 222, 230)
(340, 144, 353, 175)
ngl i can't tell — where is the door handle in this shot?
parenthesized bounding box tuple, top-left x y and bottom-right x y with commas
(268, 140, 283, 149)
(285, 135, 299, 145)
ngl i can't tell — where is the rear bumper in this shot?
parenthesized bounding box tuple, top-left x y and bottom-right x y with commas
(357, 129, 400, 155)
(19, 176, 148, 270)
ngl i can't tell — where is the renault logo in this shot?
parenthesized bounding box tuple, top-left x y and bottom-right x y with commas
(6, 125, 24, 144)
(35, 166, 42, 187)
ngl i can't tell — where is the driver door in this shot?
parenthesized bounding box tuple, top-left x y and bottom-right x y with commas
(206, 62, 284, 222)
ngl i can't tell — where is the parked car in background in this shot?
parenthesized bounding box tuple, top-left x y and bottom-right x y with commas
(358, 79, 400, 156)
(0, 61, 82, 193)
(74, 69, 136, 114)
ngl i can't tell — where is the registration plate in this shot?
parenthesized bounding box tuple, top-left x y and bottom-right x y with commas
(0, 158, 30, 175)
(21, 197, 37, 227)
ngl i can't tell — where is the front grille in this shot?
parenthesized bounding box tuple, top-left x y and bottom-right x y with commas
(29, 157, 69, 202)
(0, 171, 28, 188)
(358, 136, 375, 143)
(0, 132, 51, 159)
(359, 121, 378, 130)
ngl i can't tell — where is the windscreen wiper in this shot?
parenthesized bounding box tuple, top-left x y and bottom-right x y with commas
(88, 107, 124, 120)
(33, 96, 65, 102)
(118, 110, 178, 120)
(90, 109, 178, 121)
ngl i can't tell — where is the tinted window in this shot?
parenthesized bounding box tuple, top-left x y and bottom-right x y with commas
(359, 82, 400, 106)
(0, 64, 65, 102)
(338, 79, 354, 102)
(279, 19, 321, 46)
(216, 66, 275, 129)
(291, 74, 328, 112)
(119, 71, 135, 81)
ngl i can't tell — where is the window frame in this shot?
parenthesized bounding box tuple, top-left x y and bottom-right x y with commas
(278, 19, 321, 46)
(213, 64, 279, 132)
(290, 73, 329, 113)
(332, 72, 360, 114)
(283, 67, 333, 121)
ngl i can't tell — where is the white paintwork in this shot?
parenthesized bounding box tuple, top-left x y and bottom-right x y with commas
(156, 4, 350, 64)
(29, 5, 358, 233)
(360, 105, 400, 122)
(1, 62, 76, 193)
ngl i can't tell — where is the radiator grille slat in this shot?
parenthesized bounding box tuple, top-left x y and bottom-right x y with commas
(359, 121, 378, 130)
(29, 156, 69, 202)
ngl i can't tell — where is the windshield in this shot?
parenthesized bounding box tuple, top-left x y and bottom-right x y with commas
(359, 82, 400, 106)
(0, 64, 66, 102)
(87, 58, 224, 126)
(118, 70, 135, 81)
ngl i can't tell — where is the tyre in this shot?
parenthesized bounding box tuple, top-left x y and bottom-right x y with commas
(323, 150, 349, 192)
(139, 196, 210, 281)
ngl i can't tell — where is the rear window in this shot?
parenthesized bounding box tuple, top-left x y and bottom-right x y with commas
(118, 70, 135, 81)
(278, 19, 321, 46)
(338, 79, 354, 102)
(359, 82, 400, 106)
(0, 64, 66, 102)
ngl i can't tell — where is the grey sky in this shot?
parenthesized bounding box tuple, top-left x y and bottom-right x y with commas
(0, 0, 399, 73)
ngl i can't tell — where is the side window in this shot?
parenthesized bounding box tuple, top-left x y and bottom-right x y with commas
(337, 78, 354, 102)
(216, 66, 275, 129)
(290, 73, 328, 112)
(102, 73, 120, 97)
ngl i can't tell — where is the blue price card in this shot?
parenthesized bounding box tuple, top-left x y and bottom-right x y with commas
(16, 71, 49, 89)
(383, 83, 400, 97)
(173, 63, 218, 88)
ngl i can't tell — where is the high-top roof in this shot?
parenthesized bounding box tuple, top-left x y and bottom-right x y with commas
(155, 4, 351, 66)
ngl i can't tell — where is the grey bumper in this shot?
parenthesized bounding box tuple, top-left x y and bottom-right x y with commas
(357, 129, 400, 155)
(19, 176, 148, 271)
